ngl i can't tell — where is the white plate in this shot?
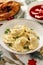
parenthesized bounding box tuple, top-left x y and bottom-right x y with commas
(0, 19, 43, 54)
(26, 1, 43, 23)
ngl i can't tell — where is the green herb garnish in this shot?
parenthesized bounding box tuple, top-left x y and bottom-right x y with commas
(4, 31, 8, 34)
(37, 36, 40, 39)
(23, 46, 28, 49)
(4, 28, 10, 34)
(23, 45, 30, 50)
(13, 36, 19, 39)
(30, 29, 33, 30)
(6, 29, 10, 31)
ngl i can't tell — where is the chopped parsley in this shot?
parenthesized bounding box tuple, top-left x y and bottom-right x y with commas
(30, 28, 33, 30)
(37, 36, 40, 39)
(23, 45, 30, 50)
(4, 28, 10, 34)
(13, 36, 19, 39)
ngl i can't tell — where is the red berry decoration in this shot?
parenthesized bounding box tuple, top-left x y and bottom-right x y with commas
(28, 59, 37, 65)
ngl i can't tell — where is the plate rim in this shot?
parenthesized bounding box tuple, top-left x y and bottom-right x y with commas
(0, 18, 43, 54)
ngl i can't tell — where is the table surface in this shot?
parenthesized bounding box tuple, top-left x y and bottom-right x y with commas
(0, 0, 43, 65)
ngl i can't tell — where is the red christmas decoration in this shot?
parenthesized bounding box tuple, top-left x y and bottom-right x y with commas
(28, 59, 37, 65)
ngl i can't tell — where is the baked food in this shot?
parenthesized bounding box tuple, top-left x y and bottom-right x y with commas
(0, 1, 21, 21)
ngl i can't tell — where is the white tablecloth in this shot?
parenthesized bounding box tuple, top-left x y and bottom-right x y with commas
(0, 0, 43, 65)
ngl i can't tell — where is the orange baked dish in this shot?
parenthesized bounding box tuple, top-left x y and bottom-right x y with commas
(0, 1, 21, 21)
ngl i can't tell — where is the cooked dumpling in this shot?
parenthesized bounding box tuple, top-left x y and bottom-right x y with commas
(2, 25, 39, 52)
